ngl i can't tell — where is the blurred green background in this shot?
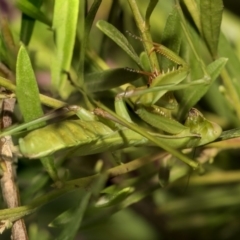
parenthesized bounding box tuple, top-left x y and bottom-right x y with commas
(1, 0, 240, 239)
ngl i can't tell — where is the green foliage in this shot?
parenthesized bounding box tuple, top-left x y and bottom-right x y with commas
(97, 20, 141, 66)
(1, 0, 240, 239)
(16, 44, 43, 125)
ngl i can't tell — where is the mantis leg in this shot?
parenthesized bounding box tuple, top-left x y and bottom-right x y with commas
(94, 101, 199, 169)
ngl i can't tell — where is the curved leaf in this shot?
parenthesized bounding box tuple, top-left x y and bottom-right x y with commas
(145, 0, 158, 27)
(85, 68, 141, 92)
(85, 0, 102, 38)
(97, 20, 141, 66)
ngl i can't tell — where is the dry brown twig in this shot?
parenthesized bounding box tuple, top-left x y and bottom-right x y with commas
(0, 64, 28, 239)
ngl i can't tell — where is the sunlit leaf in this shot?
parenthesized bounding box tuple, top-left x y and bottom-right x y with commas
(16, 44, 43, 127)
(51, 0, 79, 99)
(16, 44, 59, 181)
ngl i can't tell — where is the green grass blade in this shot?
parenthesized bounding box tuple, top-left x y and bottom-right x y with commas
(51, 0, 79, 99)
(127, 0, 159, 72)
(0, 20, 17, 71)
(0, 175, 97, 224)
(20, 14, 35, 46)
(51, 174, 106, 239)
(16, 44, 59, 181)
(200, 0, 223, 57)
(54, 192, 91, 240)
(85, 0, 102, 38)
(145, 0, 158, 28)
(97, 20, 141, 66)
(176, 1, 208, 77)
(0, 75, 66, 109)
(19, 0, 44, 45)
(16, 44, 44, 127)
(182, 0, 201, 32)
(16, 0, 51, 26)
(175, 2, 213, 119)
(78, 0, 102, 87)
(75, 0, 85, 87)
(160, 5, 181, 70)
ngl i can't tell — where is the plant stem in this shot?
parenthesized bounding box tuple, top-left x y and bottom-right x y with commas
(127, 0, 160, 72)
(0, 97, 28, 239)
(0, 76, 66, 108)
(0, 152, 164, 223)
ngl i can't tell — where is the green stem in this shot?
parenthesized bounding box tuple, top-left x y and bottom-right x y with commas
(145, 0, 159, 29)
(118, 79, 207, 99)
(0, 152, 164, 222)
(0, 76, 66, 108)
(107, 152, 168, 177)
(0, 108, 77, 137)
(0, 175, 96, 222)
(127, 0, 160, 72)
(176, 170, 240, 186)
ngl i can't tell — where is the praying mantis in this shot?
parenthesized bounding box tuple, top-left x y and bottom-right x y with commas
(0, 2, 226, 170)
(1, 49, 224, 169)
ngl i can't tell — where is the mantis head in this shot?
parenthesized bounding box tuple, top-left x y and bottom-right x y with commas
(184, 108, 222, 146)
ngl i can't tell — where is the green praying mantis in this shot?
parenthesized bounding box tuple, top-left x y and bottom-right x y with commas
(1, 45, 224, 169)
(0, 4, 227, 169)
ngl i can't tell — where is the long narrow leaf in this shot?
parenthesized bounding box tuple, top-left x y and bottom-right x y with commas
(55, 192, 91, 240)
(160, 6, 181, 69)
(97, 20, 141, 67)
(53, 173, 107, 239)
(51, 0, 79, 99)
(182, 0, 201, 32)
(76, 0, 85, 87)
(85, 0, 102, 38)
(16, 44, 44, 126)
(16, 44, 59, 181)
(85, 68, 141, 92)
(145, 0, 158, 27)
(16, 0, 51, 26)
(19, 0, 44, 45)
(177, 58, 227, 118)
(200, 0, 224, 57)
